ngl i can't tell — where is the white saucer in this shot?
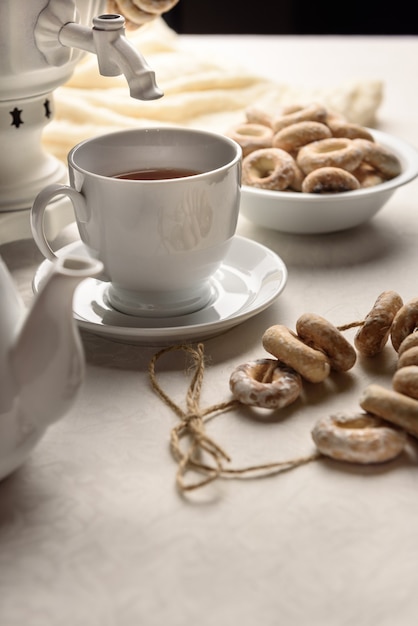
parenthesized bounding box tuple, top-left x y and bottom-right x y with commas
(32, 236, 288, 345)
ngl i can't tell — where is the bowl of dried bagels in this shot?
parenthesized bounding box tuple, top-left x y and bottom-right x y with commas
(228, 103, 418, 234)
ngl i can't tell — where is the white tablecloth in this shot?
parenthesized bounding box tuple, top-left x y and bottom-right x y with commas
(1, 34, 418, 626)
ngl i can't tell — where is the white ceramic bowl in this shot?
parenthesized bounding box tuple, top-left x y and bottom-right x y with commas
(239, 129, 418, 234)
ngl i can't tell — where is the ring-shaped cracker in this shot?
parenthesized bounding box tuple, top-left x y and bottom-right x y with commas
(262, 325, 331, 383)
(354, 139, 402, 179)
(272, 121, 332, 154)
(398, 331, 418, 355)
(245, 107, 273, 128)
(352, 163, 385, 188)
(393, 365, 418, 400)
(354, 290, 404, 357)
(301, 167, 360, 194)
(327, 120, 375, 141)
(398, 346, 418, 369)
(227, 123, 273, 157)
(272, 103, 327, 133)
(391, 297, 418, 352)
(296, 313, 356, 372)
(242, 148, 296, 191)
(229, 358, 302, 409)
(297, 137, 364, 175)
(311, 412, 407, 464)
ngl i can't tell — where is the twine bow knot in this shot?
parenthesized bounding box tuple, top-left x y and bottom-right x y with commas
(149, 343, 320, 492)
(149, 343, 236, 490)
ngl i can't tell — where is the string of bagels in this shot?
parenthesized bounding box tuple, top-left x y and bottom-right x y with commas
(107, 11, 413, 489)
(149, 290, 418, 492)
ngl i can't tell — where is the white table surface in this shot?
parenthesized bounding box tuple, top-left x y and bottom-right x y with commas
(2, 35, 418, 626)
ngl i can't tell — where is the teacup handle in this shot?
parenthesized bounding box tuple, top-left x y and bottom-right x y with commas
(31, 183, 90, 261)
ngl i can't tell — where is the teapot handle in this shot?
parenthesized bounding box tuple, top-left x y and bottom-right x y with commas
(30, 183, 89, 261)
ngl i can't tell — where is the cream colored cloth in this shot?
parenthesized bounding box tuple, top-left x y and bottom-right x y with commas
(43, 19, 384, 163)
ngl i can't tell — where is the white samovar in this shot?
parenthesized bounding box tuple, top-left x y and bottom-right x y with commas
(0, 0, 162, 213)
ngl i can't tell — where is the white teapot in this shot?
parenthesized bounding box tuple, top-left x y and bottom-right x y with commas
(0, 253, 102, 481)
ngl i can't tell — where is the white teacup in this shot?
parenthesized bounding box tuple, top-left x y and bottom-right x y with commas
(31, 127, 242, 317)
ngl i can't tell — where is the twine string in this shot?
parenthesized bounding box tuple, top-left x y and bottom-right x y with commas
(149, 343, 321, 492)
(149, 344, 236, 490)
(337, 320, 364, 331)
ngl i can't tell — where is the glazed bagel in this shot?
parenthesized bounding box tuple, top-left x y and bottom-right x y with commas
(272, 103, 327, 133)
(289, 162, 305, 191)
(296, 312, 356, 372)
(354, 138, 402, 179)
(393, 365, 418, 400)
(352, 163, 385, 188)
(397, 346, 418, 369)
(242, 147, 297, 191)
(297, 137, 365, 175)
(262, 324, 331, 383)
(272, 121, 332, 155)
(301, 166, 360, 194)
(227, 123, 273, 157)
(391, 297, 418, 352)
(327, 119, 375, 141)
(360, 383, 418, 438)
(398, 331, 418, 355)
(245, 106, 273, 128)
(229, 358, 303, 409)
(354, 290, 404, 357)
(311, 412, 407, 464)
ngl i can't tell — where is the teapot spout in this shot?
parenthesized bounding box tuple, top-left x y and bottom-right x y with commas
(10, 255, 103, 430)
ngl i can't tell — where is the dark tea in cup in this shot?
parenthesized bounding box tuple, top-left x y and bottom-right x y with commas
(114, 167, 201, 180)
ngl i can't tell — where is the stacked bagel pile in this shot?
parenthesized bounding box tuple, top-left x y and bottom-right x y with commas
(107, 0, 179, 28)
(360, 295, 418, 436)
(227, 102, 402, 194)
(229, 291, 418, 465)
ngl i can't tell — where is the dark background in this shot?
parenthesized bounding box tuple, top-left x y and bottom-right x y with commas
(164, 1, 417, 35)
